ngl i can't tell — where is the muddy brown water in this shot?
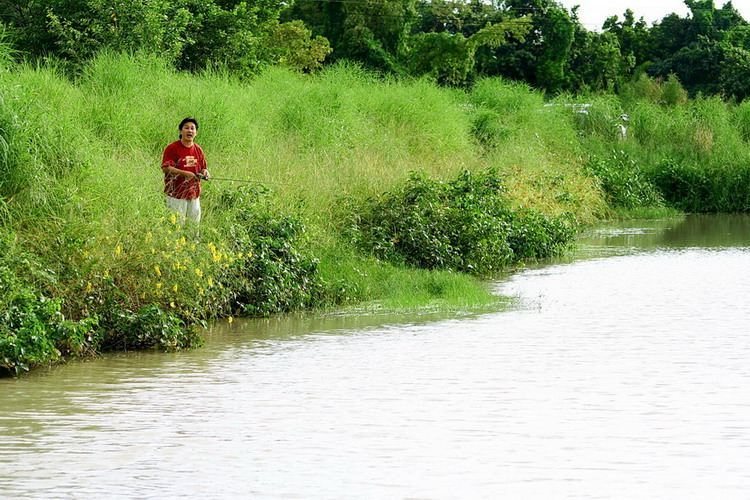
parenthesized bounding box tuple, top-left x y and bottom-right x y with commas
(2, 214, 750, 498)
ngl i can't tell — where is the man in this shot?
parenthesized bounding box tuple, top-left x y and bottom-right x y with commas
(161, 117, 210, 223)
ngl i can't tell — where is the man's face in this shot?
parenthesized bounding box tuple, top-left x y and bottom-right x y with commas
(181, 122, 198, 142)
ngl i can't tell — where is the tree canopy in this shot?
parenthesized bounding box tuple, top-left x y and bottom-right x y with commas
(1, 0, 749, 98)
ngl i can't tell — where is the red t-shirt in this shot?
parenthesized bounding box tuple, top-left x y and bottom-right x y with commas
(161, 141, 207, 200)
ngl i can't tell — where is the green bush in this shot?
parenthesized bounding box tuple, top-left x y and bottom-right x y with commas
(91, 278, 201, 352)
(648, 158, 712, 212)
(218, 186, 328, 316)
(0, 23, 14, 72)
(661, 73, 689, 107)
(586, 151, 663, 209)
(508, 209, 577, 259)
(648, 158, 750, 213)
(345, 169, 576, 275)
(0, 267, 99, 375)
(126, 305, 200, 351)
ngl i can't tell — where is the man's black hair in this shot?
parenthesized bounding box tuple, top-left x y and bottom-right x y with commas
(178, 117, 199, 138)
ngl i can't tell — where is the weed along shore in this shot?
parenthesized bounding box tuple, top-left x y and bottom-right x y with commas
(3, 53, 750, 375)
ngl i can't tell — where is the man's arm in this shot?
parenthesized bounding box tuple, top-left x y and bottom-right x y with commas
(162, 165, 200, 179)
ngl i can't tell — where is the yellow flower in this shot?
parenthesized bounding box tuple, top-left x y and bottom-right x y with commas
(170, 301, 176, 308)
(170, 213, 178, 225)
(154, 265, 161, 277)
(228, 316, 234, 324)
(156, 282, 162, 290)
(145, 232, 153, 243)
(103, 270, 110, 278)
(114, 244, 122, 256)
(83, 250, 90, 259)
(85, 282, 93, 294)
(207, 277, 214, 288)
(172, 284, 178, 293)
(194, 268, 203, 278)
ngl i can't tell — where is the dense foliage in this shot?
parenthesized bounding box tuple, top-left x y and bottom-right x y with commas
(0, 185, 333, 375)
(2, 0, 750, 95)
(346, 169, 576, 275)
(574, 79, 750, 213)
(0, 0, 331, 74)
(585, 151, 664, 209)
(216, 186, 328, 316)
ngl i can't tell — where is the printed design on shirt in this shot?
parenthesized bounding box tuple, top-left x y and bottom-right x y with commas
(183, 156, 198, 168)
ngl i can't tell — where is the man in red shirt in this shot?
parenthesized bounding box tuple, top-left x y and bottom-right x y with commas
(161, 117, 210, 223)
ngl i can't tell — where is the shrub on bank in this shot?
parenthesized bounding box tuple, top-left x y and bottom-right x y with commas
(648, 159, 750, 213)
(345, 169, 576, 275)
(0, 184, 334, 373)
(585, 150, 664, 209)
(216, 186, 329, 316)
(0, 266, 99, 375)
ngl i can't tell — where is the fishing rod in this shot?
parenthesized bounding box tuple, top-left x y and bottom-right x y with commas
(196, 173, 286, 186)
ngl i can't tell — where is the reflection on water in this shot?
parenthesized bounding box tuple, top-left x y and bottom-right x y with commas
(2, 215, 750, 498)
(579, 213, 750, 252)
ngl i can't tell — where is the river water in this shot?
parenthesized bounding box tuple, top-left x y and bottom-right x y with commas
(2, 215, 750, 499)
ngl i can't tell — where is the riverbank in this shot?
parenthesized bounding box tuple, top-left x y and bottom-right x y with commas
(3, 52, 749, 374)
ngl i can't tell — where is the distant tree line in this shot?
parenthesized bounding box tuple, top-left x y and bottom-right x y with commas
(1, 0, 749, 99)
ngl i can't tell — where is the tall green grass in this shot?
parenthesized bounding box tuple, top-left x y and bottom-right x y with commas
(568, 85, 750, 213)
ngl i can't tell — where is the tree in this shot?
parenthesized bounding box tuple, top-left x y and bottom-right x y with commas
(647, 1, 747, 95)
(602, 9, 652, 71)
(714, 1, 746, 31)
(0, 0, 327, 76)
(174, 0, 290, 75)
(470, 0, 575, 93)
(0, 0, 194, 65)
(408, 18, 531, 86)
(650, 13, 693, 60)
(685, 0, 718, 40)
(719, 45, 750, 100)
(567, 30, 625, 92)
(662, 36, 727, 95)
(260, 20, 332, 73)
(534, 3, 575, 93)
(286, 0, 418, 73)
